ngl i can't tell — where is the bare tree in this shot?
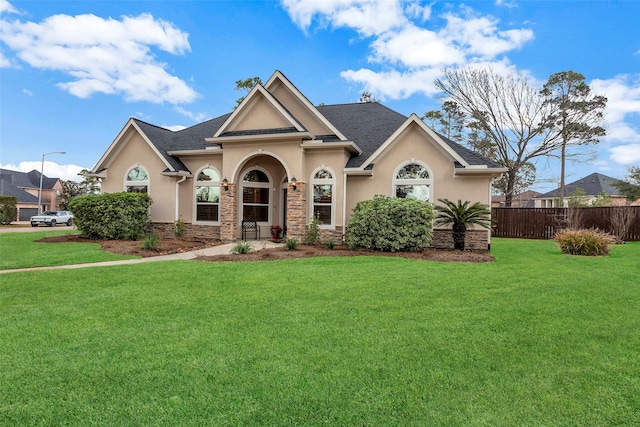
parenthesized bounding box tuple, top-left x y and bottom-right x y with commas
(434, 67, 563, 206)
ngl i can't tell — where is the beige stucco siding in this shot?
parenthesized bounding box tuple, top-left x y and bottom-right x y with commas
(231, 95, 293, 131)
(269, 82, 334, 136)
(100, 132, 176, 222)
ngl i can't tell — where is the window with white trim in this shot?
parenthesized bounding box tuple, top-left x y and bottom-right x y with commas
(242, 169, 270, 222)
(195, 167, 221, 222)
(394, 163, 431, 202)
(311, 167, 335, 226)
(125, 166, 149, 193)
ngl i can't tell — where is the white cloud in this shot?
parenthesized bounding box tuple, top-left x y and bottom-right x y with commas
(0, 9, 198, 103)
(22, 88, 31, 96)
(590, 74, 640, 144)
(174, 106, 207, 122)
(610, 144, 640, 164)
(0, 0, 17, 15)
(1, 161, 87, 181)
(281, 0, 533, 100)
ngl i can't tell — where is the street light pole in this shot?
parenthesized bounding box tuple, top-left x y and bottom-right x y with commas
(37, 151, 66, 214)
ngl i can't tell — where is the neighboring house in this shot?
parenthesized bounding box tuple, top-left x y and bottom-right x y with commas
(0, 168, 63, 220)
(492, 190, 541, 208)
(89, 70, 506, 249)
(533, 172, 628, 207)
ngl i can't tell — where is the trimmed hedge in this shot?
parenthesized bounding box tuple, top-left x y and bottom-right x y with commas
(347, 195, 433, 252)
(0, 196, 17, 224)
(68, 192, 152, 240)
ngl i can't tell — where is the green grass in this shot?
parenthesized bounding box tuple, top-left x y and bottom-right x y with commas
(1, 239, 639, 425)
(0, 230, 137, 270)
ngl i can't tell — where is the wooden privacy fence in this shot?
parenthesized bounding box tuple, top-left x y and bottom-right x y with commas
(491, 206, 640, 241)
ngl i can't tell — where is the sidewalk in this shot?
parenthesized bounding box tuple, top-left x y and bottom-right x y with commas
(0, 240, 283, 274)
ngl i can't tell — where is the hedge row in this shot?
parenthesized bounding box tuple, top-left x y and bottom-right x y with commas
(0, 196, 17, 225)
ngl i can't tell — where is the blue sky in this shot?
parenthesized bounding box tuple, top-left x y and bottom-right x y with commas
(1, 0, 639, 192)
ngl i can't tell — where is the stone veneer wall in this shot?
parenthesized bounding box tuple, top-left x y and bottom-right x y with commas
(152, 222, 221, 240)
(219, 183, 237, 242)
(286, 182, 308, 241)
(430, 228, 489, 250)
(319, 227, 345, 243)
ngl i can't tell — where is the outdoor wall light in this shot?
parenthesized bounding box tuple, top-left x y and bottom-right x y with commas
(291, 176, 297, 191)
(222, 177, 229, 191)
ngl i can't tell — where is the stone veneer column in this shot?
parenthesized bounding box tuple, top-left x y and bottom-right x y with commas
(286, 182, 308, 241)
(219, 183, 237, 242)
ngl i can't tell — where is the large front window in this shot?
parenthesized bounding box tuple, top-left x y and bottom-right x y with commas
(125, 166, 149, 193)
(242, 169, 270, 222)
(195, 167, 220, 222)
(394, 163, 430, 201)
(311, 168, 335, 227)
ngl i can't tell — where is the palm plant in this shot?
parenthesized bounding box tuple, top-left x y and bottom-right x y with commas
(434, 199, 492, 250)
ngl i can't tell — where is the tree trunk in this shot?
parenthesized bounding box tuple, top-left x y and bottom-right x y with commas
(558, 141, 567, 207)
(453, 222, 467, 250)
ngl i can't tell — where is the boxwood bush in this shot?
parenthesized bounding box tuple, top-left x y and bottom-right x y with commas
(68, 192, 152, 240)
(347, 195, 433, 252)
(0, 196, 17, 225)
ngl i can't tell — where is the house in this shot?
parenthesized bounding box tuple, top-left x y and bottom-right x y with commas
(491, 190, 541, 208)
(89, 71, 506, 249)
(0, 168, 63, 220)
(533, 172, 628, 207)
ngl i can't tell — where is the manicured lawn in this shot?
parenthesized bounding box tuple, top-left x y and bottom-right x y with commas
(1, 239, 639, 425)
(0, 230, 137, 270)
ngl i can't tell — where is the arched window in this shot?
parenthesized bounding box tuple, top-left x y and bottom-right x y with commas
(394, 162, 431, 202)
(311, 167, 335, 227)
(125, 166, 149, 193)
(242, 168, 270, 222)
(195, 167, 221, 222)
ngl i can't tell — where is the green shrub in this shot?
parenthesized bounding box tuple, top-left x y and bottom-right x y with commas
(173, 219, 185, 237)
(347, 195, 433, 252)
(324, 239, 335, 249)
(304, 215, 321, 245)
(68, 192, 152, 240)
(231, 241, 252, 254)
(285, 238, 299, 250)
(140, 233, 159, 251)
(0, 196, 17, 224)
(554, 228, 616, 256)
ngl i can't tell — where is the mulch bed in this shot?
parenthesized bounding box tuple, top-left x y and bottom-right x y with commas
(37, 234, 494, 263)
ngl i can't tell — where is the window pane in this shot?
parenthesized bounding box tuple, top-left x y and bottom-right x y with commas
(196, 204, 219, 221)
(197, 168, 219, 182)
(196, 186, 220, 203)
(243, 170, 269, 183)
(243, 187, 269, 204)
(396, 185, 429, 201)
(396, 164, 429, 180)
(243, 206, 268, 222)
(313, 184, 332, 203)
(314, 169, 332, 179)
(126, 185, 148, 193)
(127, 167, 148, 181)
(313, 205, 331, 224)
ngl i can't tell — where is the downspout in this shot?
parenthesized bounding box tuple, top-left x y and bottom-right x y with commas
(175, 176, 187, 221)
(342, 172, 347, 244)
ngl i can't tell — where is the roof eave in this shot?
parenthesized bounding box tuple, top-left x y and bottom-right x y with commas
(206, 131, 312, 143)
(301, 140, 362, 155)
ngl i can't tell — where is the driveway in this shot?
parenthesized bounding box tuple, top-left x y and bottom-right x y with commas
(0, 222, 74, 233)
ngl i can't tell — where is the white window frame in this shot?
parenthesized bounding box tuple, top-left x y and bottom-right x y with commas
(124, 165, 150, 194)
(392, 160, 432, 202)
(193, 165, 221, 224)
(240, 166, 272, 224)
(310, 166, 336, 228)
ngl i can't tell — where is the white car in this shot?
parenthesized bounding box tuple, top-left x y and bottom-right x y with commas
(30, 210, 74, 227)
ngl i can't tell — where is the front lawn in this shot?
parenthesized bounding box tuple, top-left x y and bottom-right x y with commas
(1, 239, 639, 425)
(0, 230, 137, 270)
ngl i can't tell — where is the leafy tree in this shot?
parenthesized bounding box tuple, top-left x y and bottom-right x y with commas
(434, 199, 492, 251)
(59, 169, 101, 210)
(493, 161, 536, 197)
(567, 188, 589, 208)
(234, 76, 262, 108)
(591, 191, 612, 207)
(359, 92, 378, 103)
(422, 101, 465, 143)
(613, 166, 640, 204)
(541, 71, 607, 206)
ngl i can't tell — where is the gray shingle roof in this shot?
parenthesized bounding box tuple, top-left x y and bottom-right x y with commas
(537, 173, 624, 198)
(0, 168, 59, 190)
(0, 179, 40, 202)
(131, 102, 500, 173)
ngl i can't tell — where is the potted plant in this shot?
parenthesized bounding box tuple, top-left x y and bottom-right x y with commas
(270, 225, 283, 241)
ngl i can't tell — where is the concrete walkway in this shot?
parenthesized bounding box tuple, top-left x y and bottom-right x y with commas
(0, 240, 283, 275)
